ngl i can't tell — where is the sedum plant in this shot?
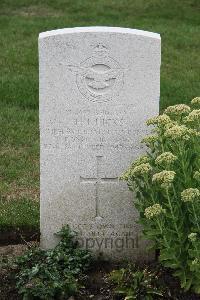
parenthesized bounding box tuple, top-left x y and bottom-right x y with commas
(121, 97, 200, 293)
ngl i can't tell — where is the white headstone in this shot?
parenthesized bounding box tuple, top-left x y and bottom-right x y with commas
(39, 27, 160, 260)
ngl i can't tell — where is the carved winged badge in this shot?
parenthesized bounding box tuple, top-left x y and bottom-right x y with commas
(68, 43, 124, 103)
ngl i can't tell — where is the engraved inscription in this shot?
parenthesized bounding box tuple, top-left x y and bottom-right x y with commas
(43, 127, 147, 152)
(80, 156, 118, 219)
(42, 106, 149, 153)
(71, 223, 140, 252)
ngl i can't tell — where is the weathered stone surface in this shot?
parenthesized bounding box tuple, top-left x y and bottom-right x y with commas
(39, 27, 161, 260)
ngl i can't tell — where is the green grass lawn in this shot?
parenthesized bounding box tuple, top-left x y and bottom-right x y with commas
(0, 0, 199, 231)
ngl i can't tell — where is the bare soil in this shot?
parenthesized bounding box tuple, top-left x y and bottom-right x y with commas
(0, 228, 39, 246)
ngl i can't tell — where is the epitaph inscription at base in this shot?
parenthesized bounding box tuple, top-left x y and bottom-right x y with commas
(39, 27, 161, 261)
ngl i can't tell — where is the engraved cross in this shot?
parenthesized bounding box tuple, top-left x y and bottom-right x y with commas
(80, 156, 118, 219)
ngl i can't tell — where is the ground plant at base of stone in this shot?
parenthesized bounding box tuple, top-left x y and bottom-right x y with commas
(108, 264, 166, 299)
(121, 97, 200, 293)
(14, 226, 92, 300)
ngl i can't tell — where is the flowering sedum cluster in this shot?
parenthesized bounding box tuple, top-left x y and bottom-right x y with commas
(164, 124, 190, 140)
(188, 233, 197, 242)
(142, 134, 158, 146)
(131, 155, 150, 167)
(144, 204, 166, 219)
(146, 114, 171, 126)
(164, 104, 191, 116)
(131, 163, 152, 177)
(120, 168, 132, 181)
(191, 97, 200, 106)
(181, 188, 200, 202)
(152, 170, 176, 188)
(155, 152, 177, 166)
(184, 109, 200, 123)
(121, 98, 200, 293)
(120, 157, 151, 181)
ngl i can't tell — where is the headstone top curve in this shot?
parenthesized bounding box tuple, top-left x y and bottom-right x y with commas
(39, 26, 160, 40)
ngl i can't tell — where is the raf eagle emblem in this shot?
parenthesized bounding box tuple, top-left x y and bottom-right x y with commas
(82, 67, 120, 90)
(67, 44, 124, 102)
